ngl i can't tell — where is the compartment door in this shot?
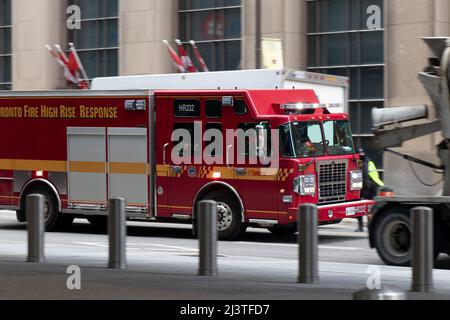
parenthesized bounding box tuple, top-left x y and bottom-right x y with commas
(67, 128, 107, 208)
(0, 174, 13, 206)
(108, 128, 148, 209)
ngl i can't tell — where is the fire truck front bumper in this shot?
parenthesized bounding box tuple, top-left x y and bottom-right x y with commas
(316, 200, 375, 221)
(285, 199, 375, 224)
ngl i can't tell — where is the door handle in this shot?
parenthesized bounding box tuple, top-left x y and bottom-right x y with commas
(163, 143, 169, 166)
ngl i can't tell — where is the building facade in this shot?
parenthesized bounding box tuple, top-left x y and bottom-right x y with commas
(2, 0, 450, 195)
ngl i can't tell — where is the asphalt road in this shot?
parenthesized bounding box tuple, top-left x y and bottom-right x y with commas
(1, 211, 450, 268)
(1, 210, 450, 299)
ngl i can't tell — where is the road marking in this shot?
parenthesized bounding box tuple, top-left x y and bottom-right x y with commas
(236, 241, 362, 251)
(74, 242, 198, 252)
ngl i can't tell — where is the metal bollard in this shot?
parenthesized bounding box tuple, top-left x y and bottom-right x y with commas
(27, 194, 45, 263)
(198, 200, 218, 276)
(298, 204, 319, 284)
(108, 198, 127, 269)
(354, 287, 406, 300)
(411, 206, 434, 292)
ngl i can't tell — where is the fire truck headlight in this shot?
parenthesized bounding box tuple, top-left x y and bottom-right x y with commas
(350, 170, 363, 191)
(293, 175, 316, 196)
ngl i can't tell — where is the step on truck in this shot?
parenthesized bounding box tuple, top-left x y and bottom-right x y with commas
(0, 88, 373, 240)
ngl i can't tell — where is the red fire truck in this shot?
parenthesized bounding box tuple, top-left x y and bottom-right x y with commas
(0, 89, 373, 240)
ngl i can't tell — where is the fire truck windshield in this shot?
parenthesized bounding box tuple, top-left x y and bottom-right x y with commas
(279, 120, 355, 158)
(323, 120, 355, 155)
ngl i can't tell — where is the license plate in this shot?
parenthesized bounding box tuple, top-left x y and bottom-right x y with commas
(346, 207, 356, 216)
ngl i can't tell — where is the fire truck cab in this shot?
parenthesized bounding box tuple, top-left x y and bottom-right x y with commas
(0, 89, 373, 240)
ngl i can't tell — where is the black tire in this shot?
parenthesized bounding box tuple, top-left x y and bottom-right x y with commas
(195, 191, 246, 241)
(25, 186, 73, 231)
(268, 224, 298, 236)
(372, 206, 442, 267)
(87, 216, 108, 232)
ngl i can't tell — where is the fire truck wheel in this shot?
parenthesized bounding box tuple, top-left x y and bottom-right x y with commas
(202, 191, 246, 241)
(267, 224, 298, 236)
(25, 186, 74, 232)
(373, 206, 443, 267)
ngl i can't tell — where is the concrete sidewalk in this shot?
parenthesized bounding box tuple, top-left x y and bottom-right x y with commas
(1, 254, 450, 300)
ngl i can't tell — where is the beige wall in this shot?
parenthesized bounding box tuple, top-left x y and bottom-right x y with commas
(383, 0, 450, 195)
(12, 0, 67, 90)
(119, 0, 178, 75)
(242, 0, 306, 70)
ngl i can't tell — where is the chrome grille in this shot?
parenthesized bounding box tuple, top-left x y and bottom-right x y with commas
(317, 160, 348, 204)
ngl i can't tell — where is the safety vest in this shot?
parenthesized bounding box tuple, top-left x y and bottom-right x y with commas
(368, 161, 385, 187)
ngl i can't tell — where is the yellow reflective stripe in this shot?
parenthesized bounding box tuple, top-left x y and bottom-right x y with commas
(14, 160, 66, 172)
(69, 161, 105, 173)
(109, 162, 147, 175)
(0, 159, 296, 182)
(0, 159, 13, 170)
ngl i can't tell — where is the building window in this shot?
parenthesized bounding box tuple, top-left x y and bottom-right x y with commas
(68, 0, 119, 79)
(0, 0, 11, 90)
(178, 0, 242, 71)
(307, 0, 384, 165)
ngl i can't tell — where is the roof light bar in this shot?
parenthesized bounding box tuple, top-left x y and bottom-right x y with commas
(280, 103, 326, 111)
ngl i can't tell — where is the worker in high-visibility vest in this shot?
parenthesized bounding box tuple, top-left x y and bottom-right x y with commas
(356, 148, 385, 232)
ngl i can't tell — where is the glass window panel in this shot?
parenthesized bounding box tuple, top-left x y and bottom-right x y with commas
(191, 11, 214, 41)
(349, 102, 359, 133)
(361, 101, 383, 134)
(0, 0, 11, 26)
(215, 42, 224, 70)
(0, 56, 11, 83)
(351, 0, 360, 30)
(107, 49, 118, 77)
(78, 51, 97, 78)
(179, 1, 241, 71)
(349, 68, 359, 100)
(350, 33, 359, 64)
(107, 0, 118, 17)
(327, 68, 348, 77)
(308, 36, 317, 67)
(361, 67, 384, 99)
(179, 0, 188, 11)
(225, 41, 241, 70)
(76, 0, 99, 19)
(321, 0, 349, 32)
(179, 13, 188, 41)
(0, 28, 11, 54)
(320, 34, 349, 66)
(225, 8, 241, 39)
(107, 19, 119, 47)
(196, 42, 214, 70)
(75, 20, 99, 49)
(307, 2, 316, 33)
(205, 100, 222, 118)
(361, 31, 383, 64)
(226, 0, 241, 6)
(69, 0, 118, 78)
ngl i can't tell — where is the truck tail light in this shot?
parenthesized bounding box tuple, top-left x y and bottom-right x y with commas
(293, 175, 316, 196)
(350, 170, 363, 191)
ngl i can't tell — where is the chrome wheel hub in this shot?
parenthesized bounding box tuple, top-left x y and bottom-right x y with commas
(217, 202, 233, 231)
